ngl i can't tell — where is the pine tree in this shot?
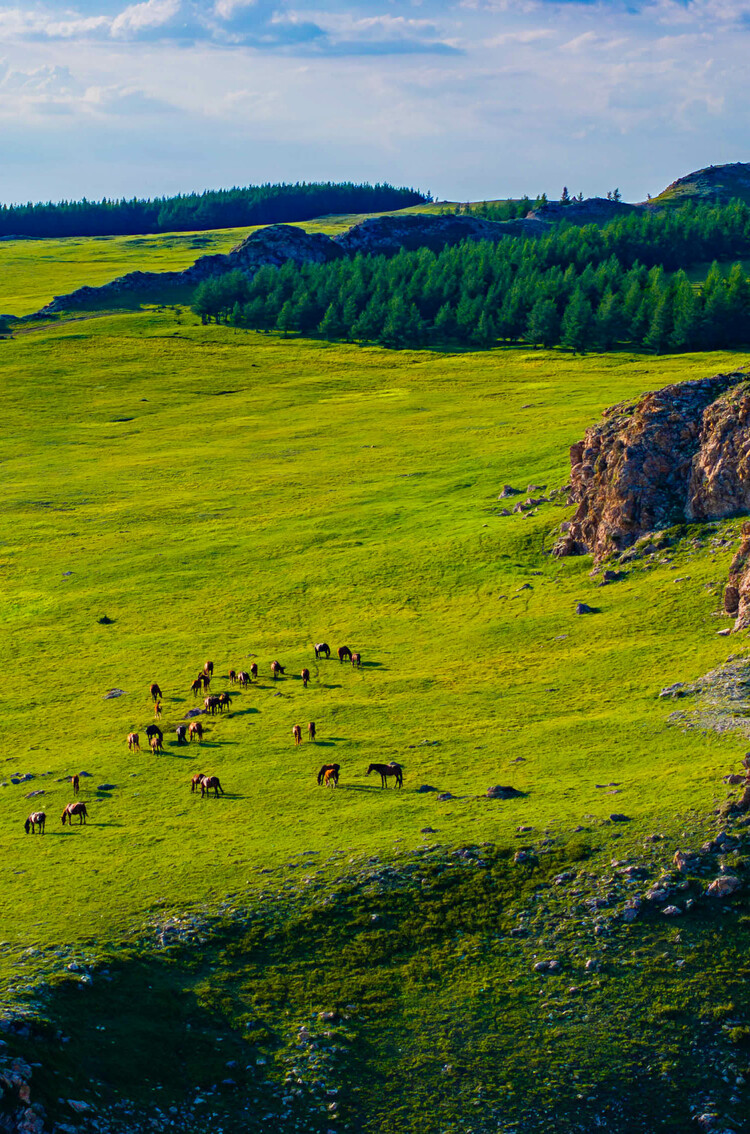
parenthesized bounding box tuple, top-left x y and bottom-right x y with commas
(561, 289, 594, 353)
(670, 273, 701, 351)
(643, 292, 674, 353)
(276, 300, 295, 336)
(318, 303, 345, 340)
(433, 302, 457, 342)
(525, 299, 560, 348)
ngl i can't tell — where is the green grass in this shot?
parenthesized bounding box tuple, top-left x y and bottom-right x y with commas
(5, 234, 750, 1130)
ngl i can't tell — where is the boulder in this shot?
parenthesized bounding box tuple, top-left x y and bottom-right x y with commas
(576, 602, 595, 614)
(706, 875, 742, 897)
(485, 785, 522, 799)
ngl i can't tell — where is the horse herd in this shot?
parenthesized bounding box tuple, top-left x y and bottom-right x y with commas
(23, 647, 404, 835)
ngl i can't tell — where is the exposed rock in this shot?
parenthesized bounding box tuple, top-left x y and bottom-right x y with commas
(436, 792, 454, 801)
(334, 212, 515, 256)
(706, 874, 742, 897)
(498, 485, 520, 498)
(659, 683, 687, 699)
(575, 602, 595, 614)
(673, 850, 699, 872)
(553, 372, 749, 562)
(514, 850, 536, 865)
(485, 785, 523, 799)
(662, 904, 683, 916)
(609, 813, 630, 822)
(102, 688, 127, 699)
(415, 784, 438, 793)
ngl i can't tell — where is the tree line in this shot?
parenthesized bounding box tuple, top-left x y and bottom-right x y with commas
(0, 182, 429, 239)
(191, 202, 750, 354)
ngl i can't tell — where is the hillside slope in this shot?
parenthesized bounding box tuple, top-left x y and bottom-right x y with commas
(651, 162, 750, 206)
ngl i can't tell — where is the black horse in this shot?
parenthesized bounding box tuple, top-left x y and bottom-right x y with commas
(314, 642, 331, 659)
(366, 762, 403, 789)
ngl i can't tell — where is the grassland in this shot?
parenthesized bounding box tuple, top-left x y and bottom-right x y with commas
(4, 228, 750, 1131)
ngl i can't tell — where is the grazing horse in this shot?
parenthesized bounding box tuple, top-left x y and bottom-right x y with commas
(218, 692, 232, 712)
(308, 721, 316, 742)
(25, 812, 46, 835)
(71, 774, 80, 796)
(204, 695, 219, 716)
(337, 646, 352, 663)
(301, 668, 310, 687)
(190, 678, 203, 698)
(154, 701, 162, 719)
(249, 663, 258, 680)
(367, 762, 403, 789)
(127, 732, 140, 752)
(150, 735, 163, 754)
(146, 724, 162, 741)
(149, 682, 162, 702)
(61, 802, 88, 825)
(317, 763, 339, 786)
(188, 721, 203, 742)
(271, 661, 285, 680)
(202, 673, 212, 693)
(351, 652, 361, 667)
(314, 643, 331, 659)
(190, 772, 206, 793)
(293, 724, 302, 746)
(200, 775, 224, 798)
(228, 669, 237, 684)
(204, 661, 214, 677)
(175, 724, 188, 745)
(324, 767, 338, 788)
(237, 671, 249, 688)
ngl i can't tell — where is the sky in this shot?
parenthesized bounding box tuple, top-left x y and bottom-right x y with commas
(0, 0, 749, 205)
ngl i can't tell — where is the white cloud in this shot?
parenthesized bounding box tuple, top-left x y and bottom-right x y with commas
(110, 0, 181, 36)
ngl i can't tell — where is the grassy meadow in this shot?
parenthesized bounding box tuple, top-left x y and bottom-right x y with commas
(4, 227, 750, 1131)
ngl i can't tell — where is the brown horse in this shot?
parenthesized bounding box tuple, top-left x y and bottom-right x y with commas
(175, 724, 188, 745)
(228, 669, 237, 684)
(203, 661, 214, 677)
(25, 812, 46, 834)
(200, 775, 224, 798)
(71, 774, 80, 796)
(271, 661, 285, 680)
(204, 695, 219, 715)
(301, 668, 310, 687)
(127, 732, 140, 752)
(190, 678, 203, 697)
(314, 643, 331, 659)
(293, 724, 302, 746)
(367, 762, 403, 788)
(218, 692, 232, 712)
(61, 802, 88, 825)
(249, 662, 258, 680)
(202, 673, 212, 693)
(150, 735, 163, 754)
(149, 682, 162, 702)
(308, 721, 316, 742)
(190, 772, 206, 793)
(317, 763, 339, 785)
(337, 646, 352, 663)
(237, 671, 249, 688)
(351, 652, 361, 667)
(154, 701, 162, 719)
(188, 721, 203, 742)
(324, 768, 338, 788)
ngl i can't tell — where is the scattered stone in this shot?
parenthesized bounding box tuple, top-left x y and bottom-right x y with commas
(498, 485, 520, 498)
(97, 616, 113, 625)
(102, 689, 127, 699)
(436, 793, 454, 801)
(662, 905, 683, 917)
(415, 785, 438, 793)
(584, 958, 599, 971)
(485, 785, 522, 799)
(25, 790, 44, 799)
(514, 850, 536, 865)
(97, 784, 116, 791)
(609, 813, 631, 822)
(717, 628, 732, 637)
(706, 875, 742, 897)
(575, 602, 596, 614)
(67, 1101, 93, 1114)
(659, 683, 687, 699)
(420, 827, 436, 834)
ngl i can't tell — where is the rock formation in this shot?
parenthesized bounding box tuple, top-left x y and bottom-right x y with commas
(33, 214, 521, 316)
(554, 371, 750, 562)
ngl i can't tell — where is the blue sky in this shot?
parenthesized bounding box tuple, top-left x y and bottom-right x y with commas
(0, 0, 749, 204)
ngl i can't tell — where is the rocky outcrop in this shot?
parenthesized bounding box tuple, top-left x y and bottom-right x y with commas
(554, 371, 750, 562)
(36, 225, 342, 315)
(34, 214, 517, 316)
(527, 197, 640, 224)
(652, 161, 750, 207)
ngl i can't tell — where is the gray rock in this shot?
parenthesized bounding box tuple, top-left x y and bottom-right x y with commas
(576, 602, 595, 614)
(485, 785, 522, 799)
(706, 875, 742, 897)
(662, 905, 683, 916)
(102, 689, 127, 699)
(609, 813, 630, 822)
(415, 785, 438, 793)
(436, 793, 454, 801)
(97, 784, 116, 791)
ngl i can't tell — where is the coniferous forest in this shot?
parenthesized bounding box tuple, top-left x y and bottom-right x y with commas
(0, 182, 428, 239)
(191, 200, 750, 353)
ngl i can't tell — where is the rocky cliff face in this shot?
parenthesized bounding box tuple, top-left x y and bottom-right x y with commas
(554, 372, 750, 562)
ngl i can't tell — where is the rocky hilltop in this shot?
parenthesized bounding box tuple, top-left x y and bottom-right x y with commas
(554, 371, 750, 562)
(651, 161, 750, 207)
(34, 214, 520, 316)
(527, 197, 640, 224)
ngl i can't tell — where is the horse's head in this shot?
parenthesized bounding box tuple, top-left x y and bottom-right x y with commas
(61, 810, 67, 825)
(366, 764, 375, 775)
(24, 818, 30, 834)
